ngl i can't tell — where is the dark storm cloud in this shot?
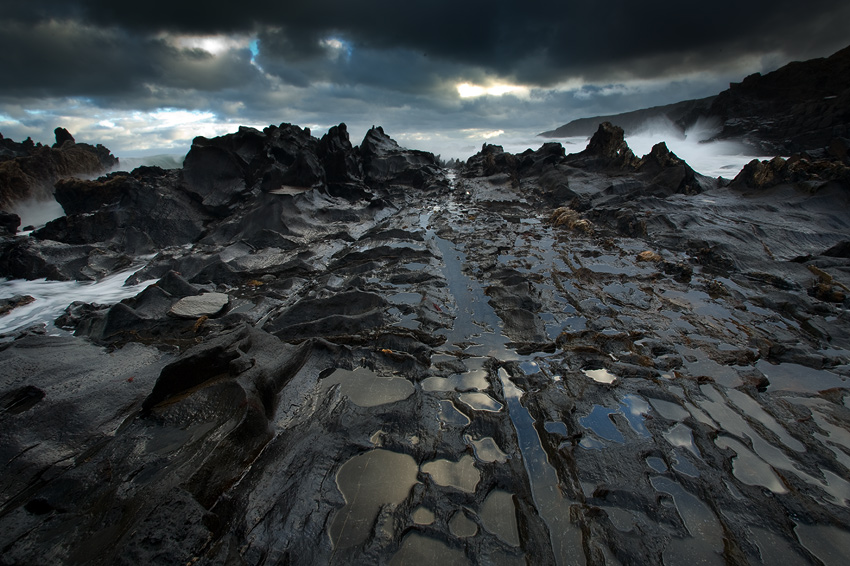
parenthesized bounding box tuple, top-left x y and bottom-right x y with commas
(6, 0, 850, 87)
(0, 19, 264, 101)
(2, 0, 848, 156)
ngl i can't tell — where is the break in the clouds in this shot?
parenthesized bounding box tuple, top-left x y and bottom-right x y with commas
(1, 1, 849, 158)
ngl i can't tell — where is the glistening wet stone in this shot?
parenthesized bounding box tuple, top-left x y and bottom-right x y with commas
(169, 292, 229, 318)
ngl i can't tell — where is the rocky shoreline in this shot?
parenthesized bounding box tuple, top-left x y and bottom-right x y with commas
(1, 119, 849, 565)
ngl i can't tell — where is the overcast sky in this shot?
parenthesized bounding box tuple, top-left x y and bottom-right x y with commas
(1, 1, 848, 159)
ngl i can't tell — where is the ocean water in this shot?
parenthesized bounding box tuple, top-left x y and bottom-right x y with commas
(8, 153, 185, 230)
(0, 266, 157, 335)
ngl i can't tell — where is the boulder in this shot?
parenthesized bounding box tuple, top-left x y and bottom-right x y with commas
(37, 168, 212, 254)
(0, 238, 132, 281)
(731, 154, 850, 190)
(565, 122, 638, 170)
(464, 144, 518, 178)
(169, 293, 230, 319)
(317, 123, 362, 187)
(53, 127, 75, 148)
(0, 210, 20, 236)
(359, 126, 440, 187)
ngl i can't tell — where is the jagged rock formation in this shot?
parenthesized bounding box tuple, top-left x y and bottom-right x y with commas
(0, 128, 118, 210)
(1, 121, 849, 566)
(542, 44, 850, 156)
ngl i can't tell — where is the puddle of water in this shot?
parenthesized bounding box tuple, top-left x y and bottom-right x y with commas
(786, 397, 850, 468)
(500, 369, 584, 566)
(583, 368, 617, 384)
(699, 384, 850, 504)
(520, 360, 540, 374)
(389, 533, 469, 565)
(603, 282, 651, 309)
(619, 395, 651, 437)
(411, 506, 435, 525)
(648, 398, 691, 421)
(749, 527, 809, 565)
(646, 456, 668, 473)
(465, 435, 509, 463)
(793, 523, 850, 566)
(330, 449, 419, 549)
(421, 454, 480, 493)
(579, 405, 625, 444)
(388, 292, 423, 306)
(449, 511, 478, 538)
(431, 232, 512, 358)
(678, 346, 742, 388)
(437, 399, 471, 427)
(422, 369, 489, 392)
(724, 388, 805, 452)
(664, 423, 700, 458)
(671, 452, 701, 478)
(402, 262, 429, 271)
(322, 367, 415, 408)
(713, 436, 787, 494)
(756, 360, 847, 393)
(650, 476, 725, 566)
(458, 392, 503, 412)
(480, 490, 521, 547)
(544, 421, 568, 437)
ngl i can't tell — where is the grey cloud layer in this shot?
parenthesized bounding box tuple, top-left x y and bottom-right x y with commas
(7, 1, 850, 84)
(1, 1, 849, 154)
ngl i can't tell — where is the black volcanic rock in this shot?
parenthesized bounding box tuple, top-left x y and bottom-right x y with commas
(317, 123, 362, 187)
(542, 45, 850, 156)
(635, 142, 702, 195)
(5, 121, 850, 566)
(564, 122, 639, 170)
(0, 129, 118, 209)
(359, 126, 441, 188)
(0, 210, 20, 236)
(730, 154, 850, 190)
(52, 127, 75, 148)
(0, 238, 132, 281)
(705, 45, 850, 153)
(36, 167, 212, 255)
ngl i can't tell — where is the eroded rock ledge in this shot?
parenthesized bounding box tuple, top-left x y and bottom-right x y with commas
(1, 122, 849, 566)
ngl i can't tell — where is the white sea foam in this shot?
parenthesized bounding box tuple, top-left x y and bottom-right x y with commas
(403, 122, 769, 179)
(108, 153, 185, 173)
(0, 267, 157, 335)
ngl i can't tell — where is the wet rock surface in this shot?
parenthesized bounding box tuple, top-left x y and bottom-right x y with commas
(0, 128, 118, 209)
(1, 122, 850, 565)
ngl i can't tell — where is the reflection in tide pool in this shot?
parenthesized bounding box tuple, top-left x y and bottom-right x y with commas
(500, 368, 584, 566)
(390, 532, 468, 565)
(330, 449, 419, 549)
(466, 435, 509, 463)
(421, 454, 480, 493)
(321, 367, 414, 408)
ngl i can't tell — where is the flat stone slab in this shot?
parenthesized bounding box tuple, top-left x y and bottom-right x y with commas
(169, 293, 229, 318)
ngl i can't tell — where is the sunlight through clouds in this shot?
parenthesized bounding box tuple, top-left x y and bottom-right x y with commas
(163, 34, 253, 55)
(457, 83, 530, 98)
